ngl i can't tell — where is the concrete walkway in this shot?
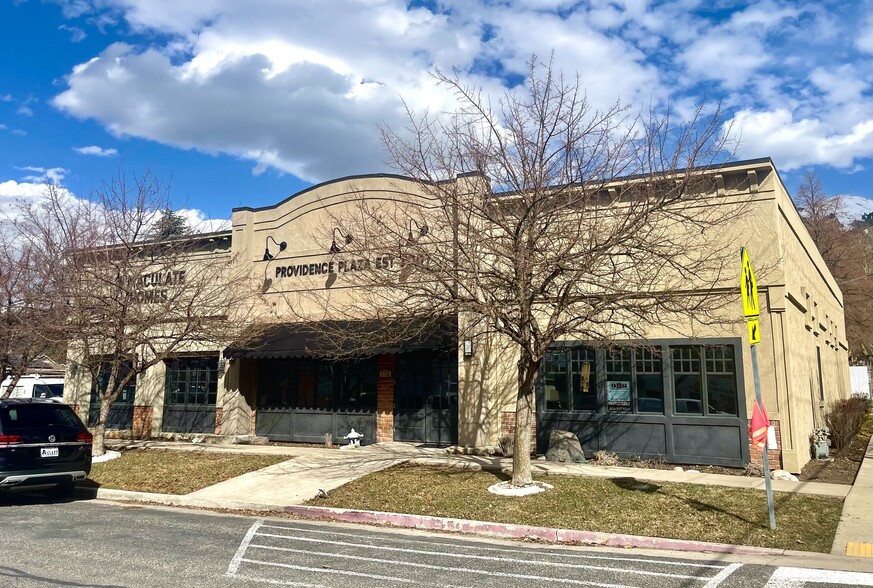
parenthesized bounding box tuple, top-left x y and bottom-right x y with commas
(831, 433, 873, 557)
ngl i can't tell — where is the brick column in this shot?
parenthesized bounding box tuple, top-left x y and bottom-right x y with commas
(748, 419, 782, 470)
(500, 411, 537, 451)
(132, 406, 153, 439)
(376, 355, 396, 443)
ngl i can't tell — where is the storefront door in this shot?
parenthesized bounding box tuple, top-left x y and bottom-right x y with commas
(88, 362, 136, 430)
(394, 351, 458, 445)
(162, 356, 217, 434)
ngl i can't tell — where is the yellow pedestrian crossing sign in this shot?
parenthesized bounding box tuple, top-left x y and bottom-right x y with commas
(740, 248, 759, 318)
(748, 318, 761, 345)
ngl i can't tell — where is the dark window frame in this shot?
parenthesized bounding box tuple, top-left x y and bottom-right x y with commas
(164, 355, 219, 407)
(90, 359, 137, 405)
(256, 356, 378, 412)
(539, 340, 740, 418)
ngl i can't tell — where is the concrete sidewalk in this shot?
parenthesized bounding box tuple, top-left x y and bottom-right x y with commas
(831, 433, 873, 557)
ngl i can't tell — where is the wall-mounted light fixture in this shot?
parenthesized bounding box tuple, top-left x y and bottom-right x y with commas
(406, 218, 429, 244)
(329, 228, 353, 254)
(263, 236, 287, 261)
(463, 338, 474, 358)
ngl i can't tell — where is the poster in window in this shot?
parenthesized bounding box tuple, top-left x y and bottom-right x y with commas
(607, 381, 631, 410)
(579, 363, 591, 393)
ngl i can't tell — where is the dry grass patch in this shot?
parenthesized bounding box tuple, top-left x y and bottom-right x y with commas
(88, 450, 287, 495)
(309, 464, 842, 552)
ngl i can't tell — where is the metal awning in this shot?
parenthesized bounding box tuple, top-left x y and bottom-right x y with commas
(223, 317, 457, 359)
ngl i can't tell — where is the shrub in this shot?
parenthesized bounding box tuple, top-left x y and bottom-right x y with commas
(593, 450, 621, 466)
(497, 434, 514, 457)
(824, 397, 868, 450)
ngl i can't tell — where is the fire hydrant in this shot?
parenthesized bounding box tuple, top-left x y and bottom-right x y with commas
(344, 428, 364, 447)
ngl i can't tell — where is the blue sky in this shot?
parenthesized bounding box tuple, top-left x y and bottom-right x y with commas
(1, 0, 871, 228)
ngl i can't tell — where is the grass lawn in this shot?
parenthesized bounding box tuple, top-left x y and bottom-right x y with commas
(309, 464, 843, 552)
(88, 450, 287, 495)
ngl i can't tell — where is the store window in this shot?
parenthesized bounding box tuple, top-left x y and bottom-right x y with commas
(257, 357, 376, 411)
(165, 356, 218, 406)
(672, 346, 703, 414)
(543, 347, 597, 411)
(544, 345, 662, 414)
(91, 361, 137, 404)
(543, 350, 569, 410)
(605, 348, 632, 413)
(635, 348, 664, 413)
(542, 347, 596, 411)
(542, 342, 735, 417)
(571, 347, 598, 411)
(705, 346, 738, 415)
(671, 345, 737, 416)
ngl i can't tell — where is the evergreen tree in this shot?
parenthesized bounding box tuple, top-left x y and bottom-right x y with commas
(152, 208, 189, 240)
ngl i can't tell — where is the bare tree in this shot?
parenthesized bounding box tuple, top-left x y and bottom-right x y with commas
(15, 173, 263, 455)
(0, 213, 67, 397)
(293, 56, 746, 487)
(796, 171, 873, 361)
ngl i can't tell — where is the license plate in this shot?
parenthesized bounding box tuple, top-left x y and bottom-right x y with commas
(41, 447, 59, 458)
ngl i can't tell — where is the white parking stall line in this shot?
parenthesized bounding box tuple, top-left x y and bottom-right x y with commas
(227, 519, 263, 576)
(702, 563, 743, 588)
(254, 532, 710, 581)
(257, 523, 727, 569)
(238, 558, 420, 584)
(229, 572, 327, 587)
(249, 542, 657, 588)
(764, 567, 873, 587)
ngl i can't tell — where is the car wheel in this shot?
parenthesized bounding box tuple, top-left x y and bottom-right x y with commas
(46, 482, 75, 499)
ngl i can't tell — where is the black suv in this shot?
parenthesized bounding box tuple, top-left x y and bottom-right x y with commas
(0, 398, 92, 497)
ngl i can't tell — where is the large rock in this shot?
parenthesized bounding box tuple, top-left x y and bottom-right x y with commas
(545, 430, 587, 463)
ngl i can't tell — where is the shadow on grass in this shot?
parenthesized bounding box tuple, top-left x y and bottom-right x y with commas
(610, 475, 776, 530)
(610, 477, 661, 493)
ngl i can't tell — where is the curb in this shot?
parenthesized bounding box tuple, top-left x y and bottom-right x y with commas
(85, 487, 784, 557)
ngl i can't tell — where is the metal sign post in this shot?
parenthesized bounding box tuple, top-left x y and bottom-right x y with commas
(740, 247, 776, 531)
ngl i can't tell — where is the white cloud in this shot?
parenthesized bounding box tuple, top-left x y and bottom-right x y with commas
(17, 166, 69, 184)
(0, 176, 226, 237)
(73, 145, 118, 157)
(48, 0, 873, 181)
(17, 105, 33, 117)
(177, 208, 231, 233)
(0, 180, 75, 217)
(730, 109, 873, 171)
(59, 24, 87, 42)
(0, 95, 11, 102)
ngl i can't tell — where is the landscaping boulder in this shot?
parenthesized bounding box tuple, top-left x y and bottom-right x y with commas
(545, 430, 587, 463)
(772, 469, 799, 482)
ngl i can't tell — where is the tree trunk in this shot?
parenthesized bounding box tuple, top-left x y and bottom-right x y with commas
(93, 396, 111, 456)
(510, 356, 537, 487)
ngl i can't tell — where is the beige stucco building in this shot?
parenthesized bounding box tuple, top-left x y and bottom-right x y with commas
(64, 158, 850, 473)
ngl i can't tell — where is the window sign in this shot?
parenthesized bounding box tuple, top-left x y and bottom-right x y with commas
(571, 347, 597, 411)
(606, 381, 631, 411)
(579, 363, 591, 391)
